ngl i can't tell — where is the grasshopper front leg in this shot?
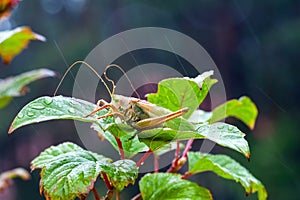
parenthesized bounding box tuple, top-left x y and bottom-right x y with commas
(86, 99, 124, 120)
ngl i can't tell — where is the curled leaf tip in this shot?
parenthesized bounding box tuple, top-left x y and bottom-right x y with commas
(247, 154, 251, 162)
(250, 123, 255, 130)
(8, 125, 14, 135)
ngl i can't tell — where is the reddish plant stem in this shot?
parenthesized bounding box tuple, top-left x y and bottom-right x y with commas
(167, 139, 194, 173)
(116, 191, 120, 200)
(166, 158, 178, 173)
(105, 190, 115, 200)
(181, 172, 193, 179)
(114, 136, 124, 159)
(181, 139, 194, 159)
(154, 154, 159, 173)
(136, 150, 152, 167)
(101, 172, 113, 190)
(92, 187, 101, 200)
(132, 193, 142, 200)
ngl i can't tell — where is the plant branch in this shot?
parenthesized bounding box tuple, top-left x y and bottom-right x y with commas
(105, 189, 115, 200)
(154, 154, 159, 173)
(167, 139, 194, 173)
(181, 172, 193, 179)
(101, 172, 113, 190)
(136, 150, 152, 167)
(132, 193, 142, 200)
(116, 191, 120, 200)
(181, 139, 194, 159)
(114, 136, 124, 159)
(92, 187, 101, 200)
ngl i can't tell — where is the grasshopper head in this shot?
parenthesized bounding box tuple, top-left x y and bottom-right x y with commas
(111, 94, 136, 112)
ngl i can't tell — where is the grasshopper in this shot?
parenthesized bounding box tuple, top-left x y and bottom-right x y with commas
(54, 61, 189, 134)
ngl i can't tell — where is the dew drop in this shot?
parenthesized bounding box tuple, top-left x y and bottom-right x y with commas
(57, 103, 63, 108)
(17, 113, 24, 119)
(27, 111, 35, 117)
(228, 126, 234, 131)
(44, 97, 53, 105)
(68, 108, 75, 114)
(217, 125, 224, 129)
(69, 100, 78, 106)
(30, 104, 45, 110)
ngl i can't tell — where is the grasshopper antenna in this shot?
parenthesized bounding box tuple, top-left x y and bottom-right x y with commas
(104, 64, 141, 99)
(53, 61, 113, 97)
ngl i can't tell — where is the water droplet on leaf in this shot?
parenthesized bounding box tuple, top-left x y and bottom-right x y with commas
(27, 111, 35, 117)
(68, 108, 75, 114)
(228, 126, 234, 131)
(69, 100, 78, 106)
(44, 97, 53, 105)
(217, 125, 224, 129)
(30, 104, 45, 110)
(17, 113, 24, 119)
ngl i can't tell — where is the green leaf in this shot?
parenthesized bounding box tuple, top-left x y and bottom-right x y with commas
(91, 123, 149, 159)
(209, 96, 258, 129)
(120, 134, 149, 158)
(32, 143, 98, 199)
(9, 95, 149, 158)
(139, 173, 212, 200)
(189, 109, 212, 123)
(102, 159, 138, 191)
(0, 69, 55, 109)
(31, 142, 138, 199)
(187, 152, 267, 200)
(147, 71, 217, 118)
(0, 168, 30, 192)
(0, 26, 46, 64)
(8, 95, 103, 134)
(195, 122, 250, 159)
(138, 128, 205, 151)
(138, 122, 250, 158)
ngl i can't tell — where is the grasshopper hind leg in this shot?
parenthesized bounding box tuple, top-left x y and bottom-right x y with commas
(127, 107, 189, 141)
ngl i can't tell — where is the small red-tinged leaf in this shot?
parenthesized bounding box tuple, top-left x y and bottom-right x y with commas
(0, 0, 20, 20)
(0, 26, 46, 64)
(0, 168, 30, 193)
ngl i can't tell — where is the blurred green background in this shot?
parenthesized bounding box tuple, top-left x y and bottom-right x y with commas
(0, 0, 299, 199)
